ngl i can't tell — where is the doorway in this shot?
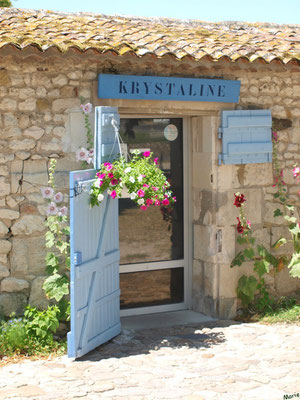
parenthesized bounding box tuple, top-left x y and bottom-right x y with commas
(118, 118, 189, 316)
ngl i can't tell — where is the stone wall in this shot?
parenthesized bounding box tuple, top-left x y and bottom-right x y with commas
(0, 49, 299, 317)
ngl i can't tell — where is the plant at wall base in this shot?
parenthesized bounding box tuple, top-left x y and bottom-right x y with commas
(231, 193, 278, 312)
(90, 150, 176, 213)
(41, 159, 70, 321)
(271, 130, 300, 278)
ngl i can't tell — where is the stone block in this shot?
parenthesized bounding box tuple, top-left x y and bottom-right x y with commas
(0, 177, 10, 196)
(9, 138, 36, 151)
(0, 264, 9, 279)
(217, 189, 262, 226)
(218, 261, 255, 298)
(243, 164, 273, 186)
(19, 88, 35, 100)
(29, 276, 50, 310)
(11, 215, 45, 236)
(64, 111, 93, 152)
(0, 221, 9, 237)
(23, 126, 45, 140)
(0, 70, 11, 86)
(0, 98, 17, 112)
(275, 266, 300, 295)
(6, 196, 18, 208)
(0, 239, 12, 254)
(12, 159, 48, 193)
(18, 98, 36, 112)
(0, 209, 20, 220)
(0, 293, 27, 316)
(52, 74, 68, 86)
(0, 154, 14, 163)
(1, 277, 29, 292)
(194, 225, 217, 262)
(10, 235, 47, 278)
(52, 126, 66, 137)
(18, 115, 30, 130)
(192, 259, 203, 294)
(52, 98, 80, 113)
(192, 153, 213, 190)
(3, 113, 17, 127)
(217, 164, 240, 190)
(217, 297, 237, 319)
(0, 165, 8, 176)
(37, 98, 51, 112)
(2, 127, 22, 138)
(38, 139, 63, 153)
(203, 262, 218, 298)
(16, 151, 30, 160)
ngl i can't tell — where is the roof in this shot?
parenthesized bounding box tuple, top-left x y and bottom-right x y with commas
(0, 8, 299, 65)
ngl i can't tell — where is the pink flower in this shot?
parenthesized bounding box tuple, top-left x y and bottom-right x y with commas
(110, 190, 117, 199)
(152, 187, 158, 192)
(80, 103, 92, 114)
(110, 179, 118, 186)
(86, 157, 93, 164)
(247, 220, 251, 229)
(76, 147, 88, 161)
(140, 205, 148, 210)
(173, 196, 176, 202)
(88, 148, 94, 157)
(137, 189, 145, 198)
(41, 187, 54, 199)
(293, 166, 300, 177)
(108, 172, 114, 179)
(47, 202, 58, 216)
(146, 198, 153, 206)
(272, 131, 278, 142)
(155, 200, 160, 206)
(104, 162, 113, 171)
(162, 198, 170, 206)
(96, 172, 106, 179)
(143, 184, 149, 188)
(53, 192, 63, 203)
(143, 151, 151, 157)
(154, 157, 158, 165)
(58, 206, 68, 216)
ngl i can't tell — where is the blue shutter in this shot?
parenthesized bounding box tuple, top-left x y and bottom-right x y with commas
(94, 106, 120, 169)
(68, 106, 121, 358)
(218, 110, 272, 165)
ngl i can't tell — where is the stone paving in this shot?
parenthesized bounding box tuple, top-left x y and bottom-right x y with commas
(0, 320, 299, 400)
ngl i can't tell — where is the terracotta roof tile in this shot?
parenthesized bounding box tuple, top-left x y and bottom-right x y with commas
(0, 8, 299, 64)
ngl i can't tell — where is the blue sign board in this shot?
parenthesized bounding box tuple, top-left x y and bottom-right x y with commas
(98, 74, 240, 103)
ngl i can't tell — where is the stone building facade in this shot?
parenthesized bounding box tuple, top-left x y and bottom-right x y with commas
(0, 9, 299, 318)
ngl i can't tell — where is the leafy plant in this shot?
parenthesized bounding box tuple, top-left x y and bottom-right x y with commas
(24, 306, 60, 341)
(41, 159, 70, 321)
(271, 131, 300, 278)
(231, 193, 278, 312)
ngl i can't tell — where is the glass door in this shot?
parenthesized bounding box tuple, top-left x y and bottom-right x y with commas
(118, 118, 186, 315)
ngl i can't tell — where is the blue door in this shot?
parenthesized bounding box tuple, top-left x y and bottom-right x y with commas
(68, 107, 121, 358)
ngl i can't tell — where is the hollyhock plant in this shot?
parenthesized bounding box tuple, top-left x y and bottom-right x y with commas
(90, 151, 176, 211)
(234, 193, 246, 208)
(41, 187, 54, 199)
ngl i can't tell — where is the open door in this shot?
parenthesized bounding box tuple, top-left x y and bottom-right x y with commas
(68, 107, 121, 358)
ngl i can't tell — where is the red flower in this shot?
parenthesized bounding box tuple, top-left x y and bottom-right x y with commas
(234, 193, 246, 207)
(236, 217, 244, 234)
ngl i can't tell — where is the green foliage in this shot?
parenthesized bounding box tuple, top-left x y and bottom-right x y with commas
(236, 275, 258, 305)
(24, 306, 59, 341)
(0, 0, 12, 7)
(90, 151, 176, 211)
(0, 308, 65, 357)
(43, 274, 69, 302)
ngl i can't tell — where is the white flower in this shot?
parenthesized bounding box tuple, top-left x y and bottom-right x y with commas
(88, 148, 94, 157)
(120, 181, 123, 188)
(58, 206, 68, 216)
(76, 147, 88, 161)
(47, 202, 58, 216)
(53, 192, 63, 203)
(80, 103, 93, 114)
(129, 176, 135, 183)
(124, 167, 131, 174)
(107, 189, 112, 195)
(137, 198, 144, 205)
(41, 187, 54, 199)
(86, 157, 93, 165)
(137, 175, 143, 182)
(97, 193, 104, 202)
(130, 192, 137, 200)
(166, 191, 172, 198)
(94, 179, 102, 188)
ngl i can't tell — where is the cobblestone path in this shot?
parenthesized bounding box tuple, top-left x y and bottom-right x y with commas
(0, 320, 299, 400)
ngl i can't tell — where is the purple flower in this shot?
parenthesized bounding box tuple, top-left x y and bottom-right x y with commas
(53, 192, 63, 203)
(41, 187, 54, 199)
(47, 202, 58, 216)
(80, 103, 93, 114)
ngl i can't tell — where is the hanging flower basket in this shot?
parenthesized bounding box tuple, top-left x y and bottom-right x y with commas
(90, 150, 176, 211)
